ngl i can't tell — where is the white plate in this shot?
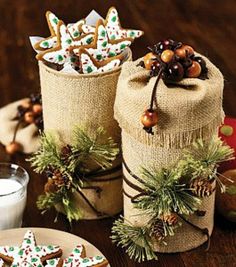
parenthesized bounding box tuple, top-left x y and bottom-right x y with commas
(0, 227, 110, 266)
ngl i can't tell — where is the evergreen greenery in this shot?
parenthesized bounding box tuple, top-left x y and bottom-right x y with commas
(29, 126, 119, 222)
(112, 136, 234, 262)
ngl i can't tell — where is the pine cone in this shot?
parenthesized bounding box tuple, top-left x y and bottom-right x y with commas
(190, 178, 215, 197)
(150, 219, 165, 241)
(162, 213, 178, 226)
(44, 178, 58, 193)
(52, 170, 71, 189)
(61, 145, 72, 163)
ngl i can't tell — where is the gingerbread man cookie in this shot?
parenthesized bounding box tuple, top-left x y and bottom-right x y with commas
(80, 7, 143, 40)
(0, 230, 62, 267)
(37, 20, 94, 67)
(71, 19, 132, 61)
(79, 48, 123, 74)
(45, 245, 108, 267)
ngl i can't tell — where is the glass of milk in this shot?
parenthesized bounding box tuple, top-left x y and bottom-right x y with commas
(0, 163, 29, 230)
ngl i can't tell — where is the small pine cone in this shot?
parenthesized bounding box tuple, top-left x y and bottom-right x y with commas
(44, 178, 58, 193)
(150, 219, 165, 241)
(61, 145, 72, 162)
(52, 170, 71, 189)
(190, 178, 214, 197)
(162, 213, 178, 226)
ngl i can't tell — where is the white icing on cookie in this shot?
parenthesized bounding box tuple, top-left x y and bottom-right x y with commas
(0, 230, 61, 267)
(73, 23, 131, 62)
(80, 51, 121, 74)
(67, 19, 85, 39)
(45, 245, 107, 267)
(106, 7, 143, 40)
(41, 22, 93, 66)
(0, 259, 4, 267)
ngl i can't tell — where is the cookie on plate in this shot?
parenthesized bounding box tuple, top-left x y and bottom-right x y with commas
(45, 244, 108, 267)
(0, 230, 62, 267)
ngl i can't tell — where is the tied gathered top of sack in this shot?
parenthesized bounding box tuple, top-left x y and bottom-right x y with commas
(114, 39, 224, 149)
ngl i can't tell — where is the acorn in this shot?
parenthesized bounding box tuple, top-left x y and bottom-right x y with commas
(161, 49, 174, 63)
(5, 141, 22, 155)
(141, 109, 158, 128)
(32, 104, 42, 115)
(143, 52, 157, 70)
(24, 111, 35, 124)
(186, 61, 202, 78)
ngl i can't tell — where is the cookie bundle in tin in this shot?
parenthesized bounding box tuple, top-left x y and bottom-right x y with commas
(29, 7, 144, 222)
(33, 7, 143, 74)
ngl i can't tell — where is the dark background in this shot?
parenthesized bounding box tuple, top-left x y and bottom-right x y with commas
(0, 1, 236, 266)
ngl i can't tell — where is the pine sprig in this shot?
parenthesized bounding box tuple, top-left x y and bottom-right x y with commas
(29, 132, 62, 173)
(37, 188, 82, 222)
(68, 126, 119, 171)
(135, 168, 201, 217)
(111, 217, 157, 262)
(179, 136, 235, 180)
(29, 126, 119, 222)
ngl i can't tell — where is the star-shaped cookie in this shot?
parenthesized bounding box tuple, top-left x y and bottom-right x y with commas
(45, 245, 108, 267)
(80, 7, 143, 40)
(34, 11, 86, 51)
(79, 48, 123, 74)
(0, 230, 62, 267)
(71, 19, 132, 62)
(37, 20, 94, 66)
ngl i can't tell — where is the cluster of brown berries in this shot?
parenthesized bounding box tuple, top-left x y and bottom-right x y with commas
(6, 94, 43, 155)
(140, 39, 208, 134)
(142, 39, 207, 81)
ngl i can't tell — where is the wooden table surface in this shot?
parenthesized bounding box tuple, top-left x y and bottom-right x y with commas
(0, 0, 236, 266)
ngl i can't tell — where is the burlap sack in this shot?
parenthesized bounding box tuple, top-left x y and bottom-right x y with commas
(114, 54, 224, 252)
(39, 49, 131, 220)
(0, 98, 40, 154)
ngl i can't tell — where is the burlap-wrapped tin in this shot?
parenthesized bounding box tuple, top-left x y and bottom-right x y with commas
(114, 54, 224, 252)
(39, 49, 131, 220)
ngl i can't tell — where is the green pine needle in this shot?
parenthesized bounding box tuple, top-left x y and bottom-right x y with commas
(28, 132, 62, 173)
(135, 168, 201, 217)
(179, 136, 235, 181)
(68, 126, 119, 171)
(111, 217, 157, 262)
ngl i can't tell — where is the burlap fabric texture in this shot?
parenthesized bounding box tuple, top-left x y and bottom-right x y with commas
(39, 49, 132, 220)
(114, 54, 224, 252)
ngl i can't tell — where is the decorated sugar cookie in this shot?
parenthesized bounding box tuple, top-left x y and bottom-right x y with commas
(72, 19, 132, 61)
(37, 20, 94, 67)
(79, 48, 122, 74)
(34, 11, 59, 51)
(45, 245, 108, 267)
(0, 230, 62, 267)
(34, 11, 86, 51)
(80, 7, 143, 40)
(0, 259, 4, 267)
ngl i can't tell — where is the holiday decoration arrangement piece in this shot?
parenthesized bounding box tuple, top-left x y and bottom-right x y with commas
(111, 137, 234, 262)
(29, 126, 119, 222)
(139, 39, 208, 134)
(0, 94, 43, 155)
(45, 245, 108, 267)
(32, 7, 143, 73)
(0, 230, 62, 266)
